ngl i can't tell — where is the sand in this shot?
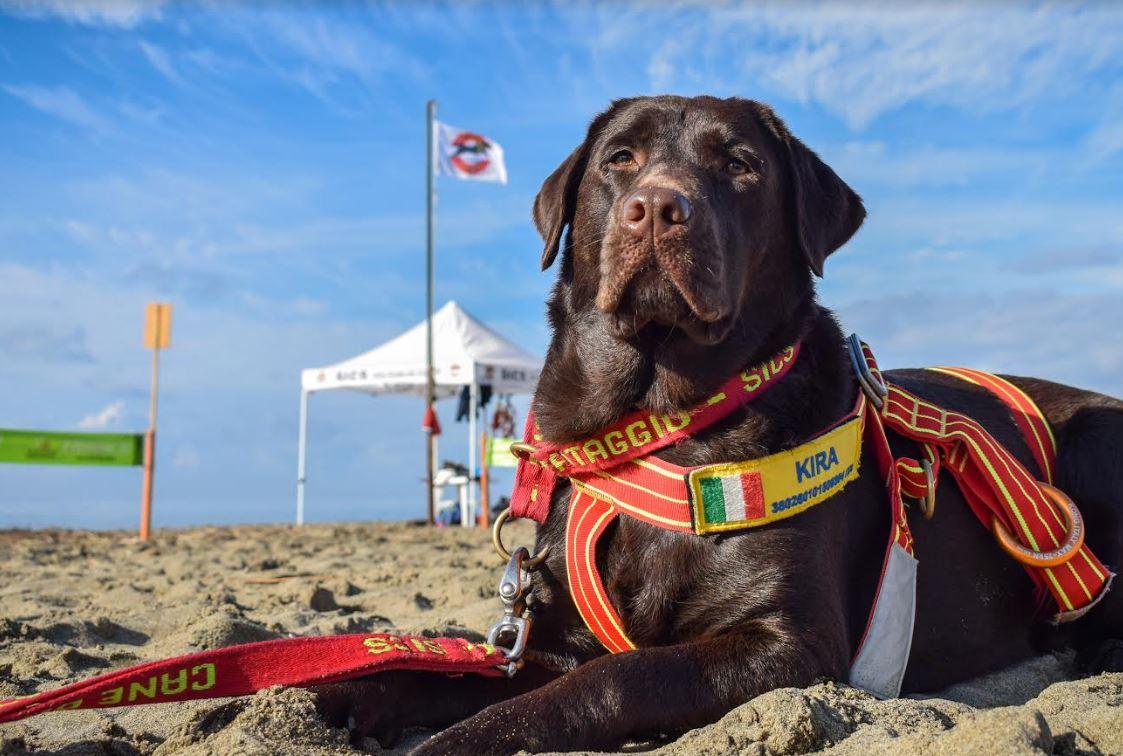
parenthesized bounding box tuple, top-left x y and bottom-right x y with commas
(1, 523, 1120, 755)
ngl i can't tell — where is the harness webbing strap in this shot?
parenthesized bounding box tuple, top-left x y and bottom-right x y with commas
(566, 490, 635, 653)
(859, 395, 917, 557)
(562, 403, 868, 652)
(0, 633, 506, 724)
(511, 344, 801, 524)
(564, 454, 705, 650)
(862, 347, 1111, 620)
(927, 367, 1057, 484)
(575, 460, 695, 533)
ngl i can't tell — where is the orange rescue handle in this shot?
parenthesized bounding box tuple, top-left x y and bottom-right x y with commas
(991, 482, 1085, 568)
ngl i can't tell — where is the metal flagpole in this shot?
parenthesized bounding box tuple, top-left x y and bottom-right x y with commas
(425, 99, 437, 525)
(296, 389, 309, 526)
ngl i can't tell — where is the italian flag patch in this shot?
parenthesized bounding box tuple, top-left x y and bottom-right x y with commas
(698, 472, 765, 525)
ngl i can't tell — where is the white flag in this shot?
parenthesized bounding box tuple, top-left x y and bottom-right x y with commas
(435, 121, 507, 184)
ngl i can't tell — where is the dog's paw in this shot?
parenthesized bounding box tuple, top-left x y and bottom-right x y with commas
(410, 722, 519, 756)
(408, 703, 550, 756)
(1077, 638, 1123, 673)
(313, 676, 408, 748)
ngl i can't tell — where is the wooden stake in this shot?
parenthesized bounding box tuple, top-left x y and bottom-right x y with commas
(140, 302, 170, 541)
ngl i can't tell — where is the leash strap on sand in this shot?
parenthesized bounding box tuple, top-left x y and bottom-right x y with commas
(0, 633, 506, 724)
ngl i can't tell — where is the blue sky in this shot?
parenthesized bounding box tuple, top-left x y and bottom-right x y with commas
(1, 1, 1121, 530)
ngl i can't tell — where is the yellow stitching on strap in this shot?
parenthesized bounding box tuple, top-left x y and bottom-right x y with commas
(573, 480, 692, 529)
(631, 458, 684, 480)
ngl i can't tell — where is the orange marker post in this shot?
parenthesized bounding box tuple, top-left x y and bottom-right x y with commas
(140, 302, 172, 541)
(478, 432, 490, 528)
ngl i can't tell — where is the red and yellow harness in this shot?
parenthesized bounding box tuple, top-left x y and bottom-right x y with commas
(1, 339, 1113, 723)
(508, 337, 1113, 695)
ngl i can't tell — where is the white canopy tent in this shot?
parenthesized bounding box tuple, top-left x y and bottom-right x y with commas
(297, 301, 541, 526)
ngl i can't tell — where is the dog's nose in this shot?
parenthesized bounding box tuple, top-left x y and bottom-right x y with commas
(620, 187, 692, 239)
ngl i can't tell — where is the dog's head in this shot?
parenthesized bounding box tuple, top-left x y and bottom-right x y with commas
(535, 95, 864, 350)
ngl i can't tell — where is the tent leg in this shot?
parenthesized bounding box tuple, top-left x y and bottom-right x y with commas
(465, 381, 478, 528)
(426, 426, 436, 525)
(296, 389, 309, 527)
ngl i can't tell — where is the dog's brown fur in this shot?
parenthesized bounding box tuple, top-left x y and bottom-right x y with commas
(317, 96, 1123, 755)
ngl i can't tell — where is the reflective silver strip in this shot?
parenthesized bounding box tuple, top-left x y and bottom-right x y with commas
(849, 542, 917, 699)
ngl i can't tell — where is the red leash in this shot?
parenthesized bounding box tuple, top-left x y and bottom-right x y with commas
(0, 633, 505, 724)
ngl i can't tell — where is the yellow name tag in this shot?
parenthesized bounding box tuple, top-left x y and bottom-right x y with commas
(688, 416, 863, 534)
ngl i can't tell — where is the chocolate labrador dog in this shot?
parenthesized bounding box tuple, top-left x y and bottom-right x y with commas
(317, 95, 1123, 754)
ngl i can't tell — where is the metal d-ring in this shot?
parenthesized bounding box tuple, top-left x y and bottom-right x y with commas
(492, 506, 550, 568)
(508, 441, 537, 461)
(918, 458, 937, 520)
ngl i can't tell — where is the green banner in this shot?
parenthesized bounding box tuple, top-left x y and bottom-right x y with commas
(0, 428, 143, 466)
(486, 436, 519, 469)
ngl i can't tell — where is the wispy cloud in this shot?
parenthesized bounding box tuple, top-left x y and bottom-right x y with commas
(117, 98, 164, 126)
(124, 259, 231, 302)
(860, 199, 1123, 250)
(138, 39, 185, 87)
(1085, 84, 1123, 159)
(52, 166, 529, 273)
(78, 399, 125, 429)
(829, 141, 1055, 190)
(2, 84, 113, 134)
(261, 12, 424, 85)
(837, 288, 1123, 396)
(0, 0, 163, 28)
(0, 323, 94, 364)
(1087, 120, 1123, 159)
(634, 3, 1123, 131)
(215, 8, 428, 113)
(1011, 246, 1122, 275)
(173, 445, 200, 469)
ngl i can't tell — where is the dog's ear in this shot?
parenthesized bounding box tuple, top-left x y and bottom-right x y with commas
(534, 100, 634, 270)
(533, 143, 589, 270)
(754, 101, 865, 277)
(784, 134, 866, 277)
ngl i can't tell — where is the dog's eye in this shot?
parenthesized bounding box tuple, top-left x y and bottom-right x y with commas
(607, 150, 637, 168)
(726, 158, 751, 176)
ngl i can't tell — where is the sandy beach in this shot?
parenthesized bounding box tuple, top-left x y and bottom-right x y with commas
(1, 522, 1120, 755)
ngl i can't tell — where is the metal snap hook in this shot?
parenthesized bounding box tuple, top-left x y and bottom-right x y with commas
(488, 545, 536, 677)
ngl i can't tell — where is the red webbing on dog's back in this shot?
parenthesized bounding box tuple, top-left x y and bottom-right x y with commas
(861, 345, 1112, 621)
(0, 633, 505, 724)
(927, 367, 1057, 484)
